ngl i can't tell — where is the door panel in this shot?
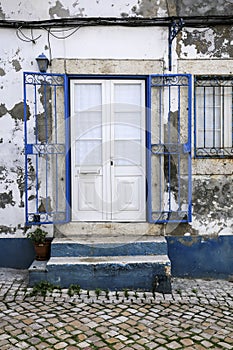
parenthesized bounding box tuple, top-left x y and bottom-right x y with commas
(111, 80, 146, 221)
(112, 176, 144, 218)
(71, 79, 146, 222)
(77, 175, 103, 220)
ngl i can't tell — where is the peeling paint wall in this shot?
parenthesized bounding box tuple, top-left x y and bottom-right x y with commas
(0, 0, 170, 20)
(178, 26, 233, 59)
(192, 177, 233, 235)
(176, 60, 233, 238)
(0, 0, 232, 19)
(0, 0, 232, 242)
(175, 0, 233, 16)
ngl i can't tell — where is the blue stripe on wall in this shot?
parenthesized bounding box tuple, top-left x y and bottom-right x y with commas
(0, 239, 35, 269)
(167, 235, 233, 279)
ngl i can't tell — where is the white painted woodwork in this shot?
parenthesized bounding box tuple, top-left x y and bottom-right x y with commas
(70, 79, 146, 221)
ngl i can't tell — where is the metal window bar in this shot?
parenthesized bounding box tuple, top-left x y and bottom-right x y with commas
(159, 84, 163, 214)
(177, 85, 181, 211)
(148, 74, 192, 223)
(213, 86, 215, 147)
(222, 86, 225, 147)
(24, 72, 70, 225)
(231, 87, 233, 147)
(203, 86, 206, 148)
(195, 75, 233, 158)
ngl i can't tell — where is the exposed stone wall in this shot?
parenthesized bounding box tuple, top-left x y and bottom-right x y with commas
(178, 27, 233, 59)
(175, 0, 233, 16)
(177, 60, 233, 237)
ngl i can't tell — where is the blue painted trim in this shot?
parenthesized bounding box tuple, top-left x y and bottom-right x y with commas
(204, 87, 206, 148)
(232, 85, 233, 147)
(194, 76, 197, 158)
(149, 74, 192, 223)
(187, 74, 192, 222)
(147, 75, 152, 223)
(194, 76, 233, 159)
(25, 73, 192, 225)
(23, 72, 29, 225)
(68, 74, 149, 222)
(24, 72, 70, 225)
(24, 71, 66, 80)
(64, 74, 71, 222)
(150, 74, 191, 86)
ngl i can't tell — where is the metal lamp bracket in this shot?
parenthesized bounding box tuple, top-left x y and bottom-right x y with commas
(168, 18, 184, 71)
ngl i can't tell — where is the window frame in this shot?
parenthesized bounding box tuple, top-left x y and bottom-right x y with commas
(194, 75, 233, 158)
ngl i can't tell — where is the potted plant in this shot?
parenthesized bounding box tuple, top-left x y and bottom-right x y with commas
(27, 228, 51, 261)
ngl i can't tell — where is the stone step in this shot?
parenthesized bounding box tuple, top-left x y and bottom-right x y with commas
(29, 235, 171, 292)
(29, 254, 171, 292)
(51, 236, 168, 257)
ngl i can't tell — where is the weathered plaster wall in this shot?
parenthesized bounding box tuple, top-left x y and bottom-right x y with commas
(176, 60, 233, 237)
(0, 1, 232, 243)
(1, 0, 232, 19)
(0, 0, 169, 20)
(175, 0, 233, 16)
(178, 27, 233, 59)
(0, 27, 43, 237)
(0, 4, 168, 238)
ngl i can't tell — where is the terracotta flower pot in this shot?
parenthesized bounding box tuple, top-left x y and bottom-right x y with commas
(34, 240, 51, 261)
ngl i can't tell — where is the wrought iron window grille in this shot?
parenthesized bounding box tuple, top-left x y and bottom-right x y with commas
(194, 75, 233, 158)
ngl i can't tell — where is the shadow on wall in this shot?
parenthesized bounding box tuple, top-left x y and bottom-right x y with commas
(166, 235, 233, 279)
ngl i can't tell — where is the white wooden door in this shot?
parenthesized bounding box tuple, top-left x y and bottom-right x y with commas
(70, 79, 146, 221)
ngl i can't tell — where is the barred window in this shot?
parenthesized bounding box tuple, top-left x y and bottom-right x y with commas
(194, 76, 233, 158)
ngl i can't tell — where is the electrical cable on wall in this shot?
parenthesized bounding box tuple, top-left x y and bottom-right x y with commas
(16, 26, 41, 43)
(7, 15, 233, 68)
(16, 25, 82, 63)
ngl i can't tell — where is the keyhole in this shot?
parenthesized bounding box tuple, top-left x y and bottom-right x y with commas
(111, 160, 114, 166)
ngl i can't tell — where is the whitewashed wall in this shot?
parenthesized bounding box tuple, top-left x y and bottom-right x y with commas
(0, 0, 232, 238)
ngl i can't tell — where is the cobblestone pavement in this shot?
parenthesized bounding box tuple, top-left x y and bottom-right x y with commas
(0, 269, 233, 349)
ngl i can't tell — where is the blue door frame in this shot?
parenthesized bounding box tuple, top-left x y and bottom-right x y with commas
(24, 73, 191, 225)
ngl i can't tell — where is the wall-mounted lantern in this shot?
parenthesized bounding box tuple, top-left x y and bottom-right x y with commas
(36, 53, 49, 73)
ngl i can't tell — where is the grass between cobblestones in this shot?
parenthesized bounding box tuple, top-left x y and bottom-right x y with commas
(0, 277, 233, 349)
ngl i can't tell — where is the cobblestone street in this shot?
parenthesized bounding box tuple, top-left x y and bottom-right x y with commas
(0, 269, 233, 349)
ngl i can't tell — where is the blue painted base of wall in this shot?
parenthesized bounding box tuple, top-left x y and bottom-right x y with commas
(1, 235, 233, 280)
(167, 235, 233, 279)
(0, 239, 35, 269)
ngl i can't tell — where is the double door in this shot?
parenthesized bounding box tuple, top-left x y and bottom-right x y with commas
(70, 79, 146, 221)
